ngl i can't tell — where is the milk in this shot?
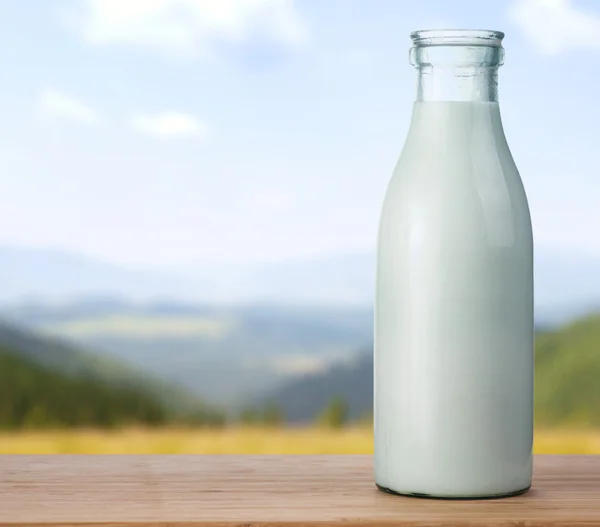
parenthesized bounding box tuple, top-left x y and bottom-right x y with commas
(374, 100, 534, 498)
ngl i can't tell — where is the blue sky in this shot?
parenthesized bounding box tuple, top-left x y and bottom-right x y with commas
(0, 0, 598, 268)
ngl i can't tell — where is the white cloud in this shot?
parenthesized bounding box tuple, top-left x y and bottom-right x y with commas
(69, 0, 309, 57)
(37, 88, 100, 125)
(129, 111, 210, 140)
(510, 0, 600, 54)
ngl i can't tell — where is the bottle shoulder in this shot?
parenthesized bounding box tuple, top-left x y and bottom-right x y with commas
(379, 148, 532, 252)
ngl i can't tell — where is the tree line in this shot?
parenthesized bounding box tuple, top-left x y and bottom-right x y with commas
(0, 346, 355, 430)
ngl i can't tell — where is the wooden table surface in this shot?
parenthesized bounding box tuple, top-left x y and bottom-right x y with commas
(0, 455, 599, 526)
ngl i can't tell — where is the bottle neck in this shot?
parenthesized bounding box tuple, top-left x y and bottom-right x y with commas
(415, 65, 499, 102)
(410, 41, 504, 103)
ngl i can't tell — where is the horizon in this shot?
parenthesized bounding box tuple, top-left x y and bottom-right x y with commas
(0, 241, 600, 323)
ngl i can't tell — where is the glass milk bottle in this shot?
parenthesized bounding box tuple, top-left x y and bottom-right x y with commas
(374, 30, 534, 499)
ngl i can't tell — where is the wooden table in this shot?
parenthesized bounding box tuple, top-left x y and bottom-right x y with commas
(0, 455, 599, 526)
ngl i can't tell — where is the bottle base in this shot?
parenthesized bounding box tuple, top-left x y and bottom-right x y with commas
(376, 483, 531, 500)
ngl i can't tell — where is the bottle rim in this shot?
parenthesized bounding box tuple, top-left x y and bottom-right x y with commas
(410, 29, 504, 47)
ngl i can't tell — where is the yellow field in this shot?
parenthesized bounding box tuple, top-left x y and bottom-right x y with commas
(1, 427, 600, 454)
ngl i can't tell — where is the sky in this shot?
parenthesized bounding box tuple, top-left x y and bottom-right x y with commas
(0, 0, 599, 269)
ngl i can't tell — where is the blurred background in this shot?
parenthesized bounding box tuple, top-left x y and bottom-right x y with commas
(0, 0, 599, 454)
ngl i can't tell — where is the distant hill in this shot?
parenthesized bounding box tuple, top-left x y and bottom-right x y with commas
(535, 315, 600, 427)
(0, 319, 205, 415)
(0, 319, 132, 381)
(1, 244, 600, 322)
(262, 352, 373, 423)
(8, 294, 600, 410)
(265, 314, 600, 426)
(0, 245, 203, 303)
(0, 346, 167, 429)
(3, 302, 372, 407)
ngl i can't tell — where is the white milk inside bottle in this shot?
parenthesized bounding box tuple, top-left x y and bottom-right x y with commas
(374, 30, 534, 499)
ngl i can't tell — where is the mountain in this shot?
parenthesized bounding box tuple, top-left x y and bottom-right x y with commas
(2, 302, 373, 407)
(0, 346, 167, 429)
(1, 244, 600, 322)
(535, 315, 600, 426)
(261, 352, 373, 422)
(0, 318, 205, 415)
(264, 314, 600, 426)
(0, 245, 374, 305)
(6, 289, 600, 411)
(0, 245, 205, 302)
(0, 318, 126, 380)
(1, 241, 600, 409)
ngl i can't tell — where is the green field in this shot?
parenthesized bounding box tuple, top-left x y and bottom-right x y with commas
(1, 427, 599, 454)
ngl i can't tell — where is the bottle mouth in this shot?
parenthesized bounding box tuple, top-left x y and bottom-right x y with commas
(410, 29, 504, 48)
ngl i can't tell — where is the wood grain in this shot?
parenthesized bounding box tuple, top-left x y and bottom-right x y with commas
(0, 455, 599, 526)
